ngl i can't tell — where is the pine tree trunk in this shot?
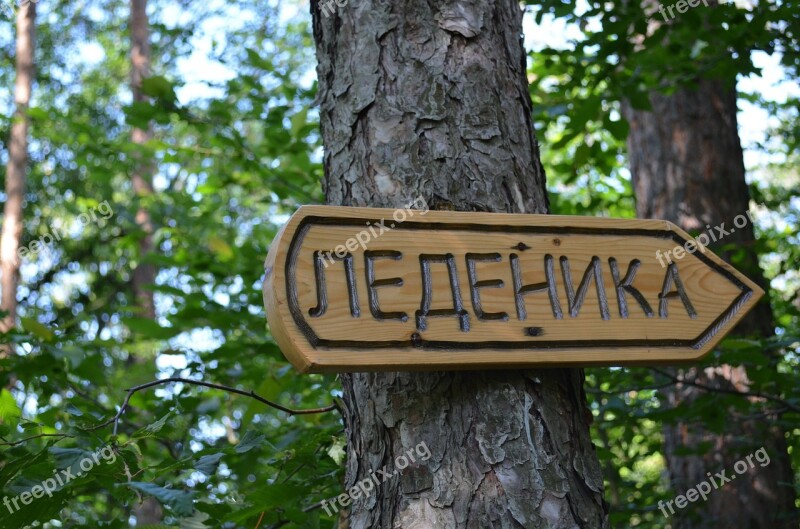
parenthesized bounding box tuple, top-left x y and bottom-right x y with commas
(310, 1, 608, 527)
(623, 78, 798, 528)
(1, 1, 35, 357)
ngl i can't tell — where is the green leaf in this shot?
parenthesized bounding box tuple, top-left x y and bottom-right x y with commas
(0, 389, 20, 421)
(50, 447, 92, 468)
(20, 317, 55, 342)
(124, 317, 180, 340)
(52, 345, 85, 368)
(65, 404, 84, 416)
(25, 107, 48, 120)
(571, 95, 601, 130)
(134, 408, 179, 439)
(194, 453, 224, 476)
(179, 510, 212, 529)
(235, 430, 266, 454)
(291, 108, 309, 137)
(574, 143, 590, 168)
(124, 101, 160, 129)
(604, 114, 630, 141)
(208, 236, 234, 261)
(141, 75, 177, 103)
(127, 482, 196, 517)
(244, 48, 274, 71)
(0, 446, 49, 489)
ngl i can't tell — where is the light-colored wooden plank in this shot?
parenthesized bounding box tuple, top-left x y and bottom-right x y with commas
(263, 206, 764, 373)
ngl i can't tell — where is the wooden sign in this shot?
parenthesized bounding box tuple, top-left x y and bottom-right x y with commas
(262, 206, 763, 372)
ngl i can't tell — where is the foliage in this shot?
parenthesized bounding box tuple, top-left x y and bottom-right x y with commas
(1, 1, 339, 527)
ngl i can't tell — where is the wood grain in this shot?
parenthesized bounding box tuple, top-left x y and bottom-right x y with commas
(263, 206, 763, 372)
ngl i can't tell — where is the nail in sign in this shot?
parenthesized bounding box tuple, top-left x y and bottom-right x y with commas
(262, 206, 763, 373)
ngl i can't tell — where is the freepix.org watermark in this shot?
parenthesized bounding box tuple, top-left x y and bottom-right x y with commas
(321, 441, 431, 516)
(16, 200, 115, 264)
(3, 445, 117, 514)
(658, 446, 771, 518)
(656, 0, 711, 22)
(318, 0, 349, 18)
(655, 205, 763, 268)
(318, 197, 429, 269)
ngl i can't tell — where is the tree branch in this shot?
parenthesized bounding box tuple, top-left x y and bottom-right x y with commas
(585, 379, 676, 396)
(0, 433, 74, 446)
(302, 499, 329, 513)
(650, 367, 800, 414)
(87, 376, 338, 435)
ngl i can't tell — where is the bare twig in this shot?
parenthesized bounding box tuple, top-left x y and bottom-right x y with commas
(585, 380, 676, 395)
(68, 382, 104, 407)
(302, 499, 330, 513)
(650, 367, 800, 414)
(0, 433, 74, 446)
(87, 376, 337, 435)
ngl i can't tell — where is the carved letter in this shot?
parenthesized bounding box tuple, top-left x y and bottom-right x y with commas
(560, 256, 610, 319)
(415, 254, 469, 332)
(608, 258, 654, 318)
(510, 253, 562, 320)
(364, 250, 407, 321)
(659, 262, 697, 319)
(465, 253, 508, 321)
(309, 250, 360, 318)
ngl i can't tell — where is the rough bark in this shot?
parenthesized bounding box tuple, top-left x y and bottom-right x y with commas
(311, 1, 608, 527)
(130, 0, 156, 320)
(623, 78, 798, 528)
(0, 1, 35, 357)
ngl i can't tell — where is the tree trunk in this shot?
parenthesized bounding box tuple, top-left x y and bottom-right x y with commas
(310, 1, 608, 527)
(130, 0, 156, 320)
(129, 0, 161, 523)
(623, 78, 798, 528)
(1, 1, 35, 357)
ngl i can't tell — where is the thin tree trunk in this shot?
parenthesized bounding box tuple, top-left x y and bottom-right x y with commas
(129, 0, 161, 523)
(623, 78, 798, 528)
(1, 1, 35, 357)
(130, 0, 156, 320)
(311, 1, 608, 527)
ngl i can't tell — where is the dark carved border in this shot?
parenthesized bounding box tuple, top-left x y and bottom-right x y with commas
(284, 216, 752, 352)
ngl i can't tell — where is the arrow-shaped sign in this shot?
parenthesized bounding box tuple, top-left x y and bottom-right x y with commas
(263, 206, 763, 372)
